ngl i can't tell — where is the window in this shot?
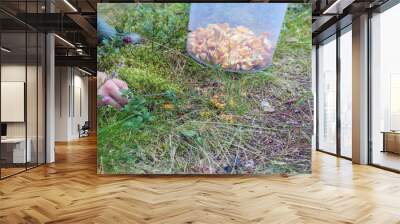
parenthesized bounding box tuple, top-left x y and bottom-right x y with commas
(370, 3, 400, 171)
(317, 35, 337, 154)
(0, 2, 46, 179)
(340, 27, 352, 158)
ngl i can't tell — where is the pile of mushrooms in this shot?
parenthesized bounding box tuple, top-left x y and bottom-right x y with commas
(187, 23, 274, 71)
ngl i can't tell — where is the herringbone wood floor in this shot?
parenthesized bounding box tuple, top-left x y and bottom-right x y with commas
(1, 136, 400, 224)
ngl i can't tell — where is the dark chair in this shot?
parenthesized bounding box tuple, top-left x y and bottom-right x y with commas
(79, 121, 90, 138)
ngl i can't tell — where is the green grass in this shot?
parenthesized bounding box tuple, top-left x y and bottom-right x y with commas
(97, 3, 312, 175)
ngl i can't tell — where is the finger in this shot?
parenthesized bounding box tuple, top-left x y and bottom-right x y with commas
(112, 78, 128, 89)
(102, 81, 128, 106)
(113, 92, 129, 106)
(102, 95, 122, 109)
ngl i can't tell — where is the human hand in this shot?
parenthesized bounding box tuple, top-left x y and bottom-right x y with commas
(97, 71, 129, 109)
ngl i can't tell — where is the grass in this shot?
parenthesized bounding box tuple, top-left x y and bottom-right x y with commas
(97, 3, 312, 175)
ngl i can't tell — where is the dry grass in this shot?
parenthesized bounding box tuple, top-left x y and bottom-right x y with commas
(97, 3, 312, 175)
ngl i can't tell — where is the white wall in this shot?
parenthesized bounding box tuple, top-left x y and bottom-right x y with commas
(1, 65, 39, 138)
(55, 66, 70, 141)
(54, 67, 89, 141)
(72, 73, 89, 138)
(1, 65, 26, 139)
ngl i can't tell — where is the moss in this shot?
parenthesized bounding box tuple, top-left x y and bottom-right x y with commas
(118, 67, 181, 94)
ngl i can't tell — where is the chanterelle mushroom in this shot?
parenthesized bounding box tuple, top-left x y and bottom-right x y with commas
(187, 23, 273, 71)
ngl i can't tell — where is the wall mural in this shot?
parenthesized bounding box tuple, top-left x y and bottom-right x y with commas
(97, 3, 312, 175)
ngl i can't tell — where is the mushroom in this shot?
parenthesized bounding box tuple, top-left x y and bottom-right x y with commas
(188, 23, 274, 71)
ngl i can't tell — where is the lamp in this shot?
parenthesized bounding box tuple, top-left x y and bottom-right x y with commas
(78, 67, 93, 76)
(1, 47, 11, 53)
(54, 34, 75, 48)
(63, 0, 78, 12)
(322, 0, 355, 15)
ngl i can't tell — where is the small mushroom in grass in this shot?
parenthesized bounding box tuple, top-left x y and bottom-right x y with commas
(163, 102, 175, 110)
(210, 95, 225, 110)
(220, 114, 235, 123)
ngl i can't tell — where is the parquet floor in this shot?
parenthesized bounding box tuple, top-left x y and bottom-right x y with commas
(0, 167, 26, 178)
(1, 136, 400, 224)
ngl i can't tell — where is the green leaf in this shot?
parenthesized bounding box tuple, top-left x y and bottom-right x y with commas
(180, 130, 197, 138)
(195, 136, 204, 145)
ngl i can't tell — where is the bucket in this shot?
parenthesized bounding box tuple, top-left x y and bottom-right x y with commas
(187, 3, 287, 73)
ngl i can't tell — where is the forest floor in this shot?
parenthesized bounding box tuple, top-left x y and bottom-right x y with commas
(97, 3, 313, 174)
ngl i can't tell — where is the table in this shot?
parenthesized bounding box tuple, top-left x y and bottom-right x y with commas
(381, 131, 400, 154)
(1, 138, 31, 163)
